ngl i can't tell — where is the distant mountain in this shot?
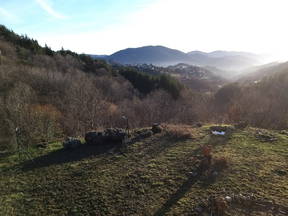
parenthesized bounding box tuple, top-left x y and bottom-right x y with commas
(108, 46, 190, 66)
(92, 46, 263, 71)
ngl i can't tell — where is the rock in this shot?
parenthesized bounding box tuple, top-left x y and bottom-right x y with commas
(134, 129, 153, 139)
(280, 130, 288, 136)
(85, 131, 104, 146)
(63, 137, 82, 150)
(104, 128, 127, 144)
(212, 171, 219, 177)
(188, 171, 198, 177)
(195, 207, 203, 213)
(152, 123, 163, 134)
(225, 196, 232, 202)
(256, 131, 277, 142)
(274, 169, 287, 176)
(85, 128, 127, 146)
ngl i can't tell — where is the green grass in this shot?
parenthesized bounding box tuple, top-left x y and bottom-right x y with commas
(0, 126, 287, 215)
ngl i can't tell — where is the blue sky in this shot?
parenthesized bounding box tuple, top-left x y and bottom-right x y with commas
(0, 0, 153, 36)
(1, 0, 288, 60)
(0, 0, 155, 53)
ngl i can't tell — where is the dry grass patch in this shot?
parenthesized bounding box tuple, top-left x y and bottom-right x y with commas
(163, 124, 195, 140)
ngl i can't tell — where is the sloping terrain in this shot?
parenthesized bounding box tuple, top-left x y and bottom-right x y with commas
(1, 125, 288, 215)
(237, 62, 288, 84)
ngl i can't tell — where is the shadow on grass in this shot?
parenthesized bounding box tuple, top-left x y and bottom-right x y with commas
(153, 173, 200, 216)
(21, 144, 118, 172)
(153, 134, 232, 216)
(143, 135, 187, 159)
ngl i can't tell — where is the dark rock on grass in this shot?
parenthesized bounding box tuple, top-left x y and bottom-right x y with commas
(85, 128, 128, 146)
(134, 129, 153, 139)
(63, 137, 82, 150)
(85, 131, 105, 146)
(256, 131, 277, 142)
(274, 169, 287, 176)
(104, 128, 127, 143)
(123, 129, 153, 145)
(152, 123, 163, 134)
(280, 130, 288, 136)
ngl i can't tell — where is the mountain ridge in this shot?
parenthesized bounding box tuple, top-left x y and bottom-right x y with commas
(92, 45, 263, 71)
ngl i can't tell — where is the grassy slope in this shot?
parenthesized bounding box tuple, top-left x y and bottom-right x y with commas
(0, 125, 287, 215)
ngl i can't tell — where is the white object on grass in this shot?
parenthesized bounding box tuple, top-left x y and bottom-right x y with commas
(212, 131, 225, 135)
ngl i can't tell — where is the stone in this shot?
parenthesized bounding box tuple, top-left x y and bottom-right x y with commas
(152, 123, 163, 134)
(104, 128, 127, 144)
(63, 137, 82, 150)
(135, 129, 153, 139)
(212, 171, 219, 177)
(195, 207, 203, 213)
(280, 130, 288, 136)
(256, 131, 277, 142)
(225, 196, 232, 202)
(85, 128, 128, 146)
(85, 131, 104, 146)
(274, 169, 287, 176)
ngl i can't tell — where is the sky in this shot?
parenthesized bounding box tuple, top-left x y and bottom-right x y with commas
(1, 0, 288, 60)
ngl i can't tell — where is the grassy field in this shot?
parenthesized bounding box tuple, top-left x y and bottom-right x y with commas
(0, 125, 288, 215)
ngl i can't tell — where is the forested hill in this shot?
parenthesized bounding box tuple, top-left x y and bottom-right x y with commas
(0, 24, 185, 151)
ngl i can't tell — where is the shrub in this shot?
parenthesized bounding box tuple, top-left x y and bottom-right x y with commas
(30, 104, 62, 144)
(201, 145, 212, 158)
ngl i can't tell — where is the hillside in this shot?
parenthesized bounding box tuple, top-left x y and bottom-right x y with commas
(237, 62, 288, 84)
(1, 125, 288, 215)
(165, 64, 226, 92)
(97, 46, 263, 71)
(125, 64, 227, 93)
(0, 25, 188, 152)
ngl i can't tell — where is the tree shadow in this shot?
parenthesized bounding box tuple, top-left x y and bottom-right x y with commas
(153, 133, 233, 216)
(152, 142, 206, 216)
(143, 135, 183, 158)
(21, 144, 119, 172)
(153, 173, 200, 216)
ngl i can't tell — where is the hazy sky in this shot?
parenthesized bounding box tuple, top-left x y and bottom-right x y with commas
(1, 0, 288, 60)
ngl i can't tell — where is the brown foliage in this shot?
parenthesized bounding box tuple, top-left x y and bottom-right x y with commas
(163, 124, 194, 139)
